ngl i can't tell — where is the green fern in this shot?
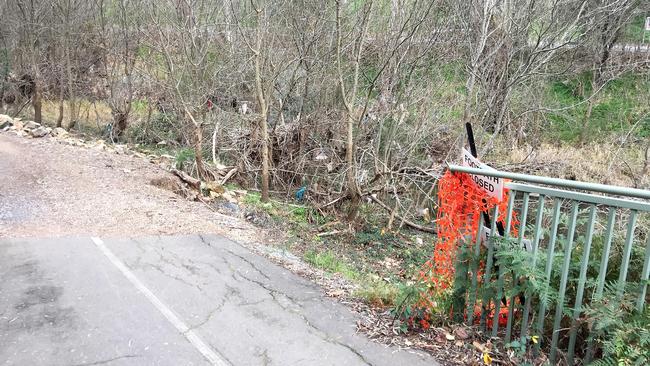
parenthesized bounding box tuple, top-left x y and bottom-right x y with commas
(585, 284, 650, 366)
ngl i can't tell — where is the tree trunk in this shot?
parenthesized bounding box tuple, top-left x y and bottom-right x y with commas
(182, 106, 207, 181)
(641, 138, 650, 176)
(335, 0, 372, 222)
(32, 79, 42, 124)
(345, 114, 360, 221)
(112, 111, 128, 139)
(56, 99, 64, 127)
(193, 122, 207, 180)
(56, 83, 64, 127)
(253, 1, 270, 203)
(65, 29, 77, 130)
(260, 114, 270, 202)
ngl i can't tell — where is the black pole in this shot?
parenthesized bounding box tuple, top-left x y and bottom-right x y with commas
(465, 123, 511, 307)
(465, 123, 505, 236)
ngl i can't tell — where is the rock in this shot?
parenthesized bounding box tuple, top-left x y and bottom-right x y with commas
(13, 121, 24, 130)
(150, 176, 183, 193)
(0, 114, 13, 129)
(52, 127, 68, 137)
(114, 144, 127, 154)
(30, 126, 50, 138)
(219, 202, 241, 215)
(203, 181, 225, 195)
(23, 121, 41, 130)
(222, 190, 238, 203)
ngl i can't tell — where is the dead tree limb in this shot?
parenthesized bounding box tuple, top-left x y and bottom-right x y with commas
(368, 194, 436, 234)
(171, 168, 200, 190)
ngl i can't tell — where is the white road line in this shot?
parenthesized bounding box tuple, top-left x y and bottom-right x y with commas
(91, 236, 230, 366)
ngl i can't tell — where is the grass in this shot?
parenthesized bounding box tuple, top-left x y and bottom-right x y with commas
(304, 250, 360, 280)
(25, 99, 113, 134)
(544, 72, 650, 143)
(303, 249, 403, 307)
(622, 14, 650, 43)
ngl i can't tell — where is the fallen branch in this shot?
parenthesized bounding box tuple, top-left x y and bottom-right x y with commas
(316, 230, 347, 237)
(220, 167, 238, 185)
(318, 195, 345, 210)
(368, 194, 436, 234)
(171, 168, 200, 190)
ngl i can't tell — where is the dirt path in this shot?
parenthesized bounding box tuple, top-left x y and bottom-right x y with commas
(0, 133, 250, 239)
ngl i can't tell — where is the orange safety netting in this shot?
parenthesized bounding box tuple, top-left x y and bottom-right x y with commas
(417, 170, 518, 314)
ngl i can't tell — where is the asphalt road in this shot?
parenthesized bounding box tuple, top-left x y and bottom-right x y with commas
(0, 234, 435, 366)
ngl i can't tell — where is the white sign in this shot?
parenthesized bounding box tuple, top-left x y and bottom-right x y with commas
(461, 148, 504, 201)
(646, 17, 650, 31)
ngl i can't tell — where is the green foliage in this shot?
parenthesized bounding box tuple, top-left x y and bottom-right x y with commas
(130, 99, 149, 115)
(304, 248, 401, 306)
(545, 72, 650, 143)
(304, 250, 359, 280)
(354, 275, 399, 307)
(242, 192, 262, 205)
(128, 112, 181, 146)
(175, 148, 195, 170)
(586, 285, 650, 366)
(622, 15, 650, 43)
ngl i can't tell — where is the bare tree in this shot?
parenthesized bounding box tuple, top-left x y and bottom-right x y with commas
(95, 0, 140, 139)
(143, 0, 226, 180)
(12, 0, 49, 124)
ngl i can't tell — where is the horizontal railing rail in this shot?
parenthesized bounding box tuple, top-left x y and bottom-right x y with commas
(447, 164, 650, 200)
(507, 182, 650, 212)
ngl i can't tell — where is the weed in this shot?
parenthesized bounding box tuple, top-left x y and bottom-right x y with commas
(303, 250, 359, 280)
(354, 275, 399, 307)
(242, 192, 262, 205)
(175, 148, 195, 170)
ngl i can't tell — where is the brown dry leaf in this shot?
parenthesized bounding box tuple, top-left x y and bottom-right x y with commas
(454, 326, 470, 340)
(326, 289, 345, 297)
(472, 341, 488, 353)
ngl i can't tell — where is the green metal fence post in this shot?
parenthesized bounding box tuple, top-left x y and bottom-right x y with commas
(594, 209, 617, 299)
(617, 210, 639, 296)
(491, 192, 516, 337)
(520, 195, 545, 344)
(566, 205, 598, 364)
(535, 199, 562, 353)
(480, 206, 500, 331)
(549, 202, 580, 364)
(467, 215, 484, 326)
(637, 233, 650, 311)
(505, 192, 530, 343)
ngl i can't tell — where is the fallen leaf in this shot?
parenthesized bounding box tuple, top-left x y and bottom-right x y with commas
(472, 341, 488, 353)
(454, 327, 470, 340)
(483, 352, 492, 365)
(326, 289, 345, 297)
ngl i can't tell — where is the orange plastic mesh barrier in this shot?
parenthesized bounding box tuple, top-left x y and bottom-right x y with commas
(417, 170, 518, 320)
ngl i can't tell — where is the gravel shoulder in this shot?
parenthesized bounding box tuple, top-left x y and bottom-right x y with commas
(0, 132, 251, 239)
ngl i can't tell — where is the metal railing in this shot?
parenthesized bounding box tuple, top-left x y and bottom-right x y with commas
(447, 164, 650, 364)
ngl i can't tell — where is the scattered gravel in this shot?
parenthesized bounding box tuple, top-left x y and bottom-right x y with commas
(0, 132, 253, 239)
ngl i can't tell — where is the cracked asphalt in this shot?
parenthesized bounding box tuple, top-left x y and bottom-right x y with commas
(0, 235, 436, 365)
